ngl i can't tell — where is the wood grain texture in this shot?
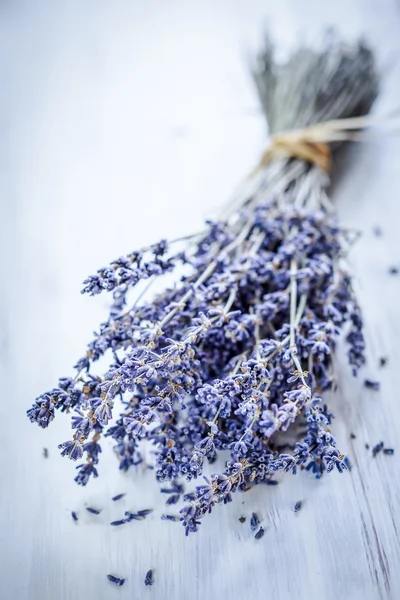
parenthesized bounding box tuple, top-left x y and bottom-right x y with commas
(1, 1, 400, 599)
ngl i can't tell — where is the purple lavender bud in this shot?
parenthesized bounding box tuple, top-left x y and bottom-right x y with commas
(383, 448, 394, 455)
(166, 494, 180, 506)
(58, 439, 84, 461)
(86, 507, 101, 515)
(144, 569, 154, 586)
(250, 512, 260, 532)
(110, 519, 127, 526)
(107, 574, 125, 587)
(111, 493, 125, 501)
(137, 509, 153, 516)
(294, 501, 302, 512)
(364, 379, 380, 391)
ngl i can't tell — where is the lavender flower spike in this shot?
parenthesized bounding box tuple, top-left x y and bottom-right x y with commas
(58, 439, 84, 461)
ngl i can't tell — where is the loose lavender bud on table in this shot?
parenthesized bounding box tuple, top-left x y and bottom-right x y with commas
(124, 509, 152, 521)
(166, 494, 180, 505)
(364, 379, 380, 391)
(137, 509, 153, 516)
(254, 527, 265, 540)
(372, 442, 384, 457)
(383, 448, 394, 455)
(111, 493, 125, 501)
(294, 501, 302, 512)
(107, 574, 125, 587)
(144, 569, 154, 586)
(71, 511, 78, 522)
(43, 448, 49, 458)
(161, 514, 180, 522)
(110, 519, 127, 527)
(250, 513, 260, 532)
(27, 34, 380, 535)
(86, 507, 101, 515)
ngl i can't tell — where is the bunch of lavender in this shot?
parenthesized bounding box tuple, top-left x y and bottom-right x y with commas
(28, 36, 378, 535)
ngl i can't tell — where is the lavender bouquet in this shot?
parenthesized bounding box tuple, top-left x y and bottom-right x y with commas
(28, 36, 378, 535)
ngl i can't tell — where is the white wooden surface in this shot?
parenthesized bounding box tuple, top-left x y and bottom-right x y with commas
(1, 1, 400, 599)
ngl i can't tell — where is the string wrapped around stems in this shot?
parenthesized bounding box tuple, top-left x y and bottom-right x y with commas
(27, 34, 378, 535)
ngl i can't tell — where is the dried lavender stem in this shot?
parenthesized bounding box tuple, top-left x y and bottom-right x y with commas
(289, 258, 298, 352)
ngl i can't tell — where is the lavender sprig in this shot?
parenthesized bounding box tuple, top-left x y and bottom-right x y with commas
(28, 35, 378, 535)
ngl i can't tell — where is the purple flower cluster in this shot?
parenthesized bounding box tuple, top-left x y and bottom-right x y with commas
(28, 34, 379, 535)
(27, 199, 365, 534)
